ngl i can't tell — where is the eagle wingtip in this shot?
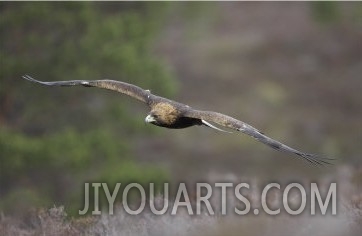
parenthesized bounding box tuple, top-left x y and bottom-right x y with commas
(22, 74, 30, 80)
(22, 75, 37, 83)
(299, 152, 335, 167)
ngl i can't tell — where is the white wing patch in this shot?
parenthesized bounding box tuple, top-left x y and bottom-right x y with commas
(201, 120, 232, 133)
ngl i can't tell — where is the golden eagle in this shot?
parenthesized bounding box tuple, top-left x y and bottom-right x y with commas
(22, 75, 332, 166)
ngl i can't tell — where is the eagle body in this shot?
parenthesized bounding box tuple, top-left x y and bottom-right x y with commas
(145, 100, 201, 129)
(22, 75, 332, 166)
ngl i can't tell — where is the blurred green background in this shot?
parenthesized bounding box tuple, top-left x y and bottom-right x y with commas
(1, 1, 361, 218)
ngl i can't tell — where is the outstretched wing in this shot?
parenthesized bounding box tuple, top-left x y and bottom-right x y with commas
(22, 75, 152, 104)
(184, 109, 332, 166)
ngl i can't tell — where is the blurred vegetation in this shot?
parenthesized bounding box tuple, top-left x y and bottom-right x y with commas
(311, 2, 341, 23)
(0, 2, 174, 216)
(1, 1, 361, 222)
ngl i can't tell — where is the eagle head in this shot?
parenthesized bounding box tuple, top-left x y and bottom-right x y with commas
(145, 111, 174, 127)
(145, 103, 180, 128)
(145, 114, 158, 125)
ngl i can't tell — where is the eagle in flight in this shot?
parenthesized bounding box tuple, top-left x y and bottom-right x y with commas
(22, 75, 332, 166)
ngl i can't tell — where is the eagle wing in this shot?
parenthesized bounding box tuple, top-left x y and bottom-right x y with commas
(22, 75, 152, 104)
(183, 109, 332, 166)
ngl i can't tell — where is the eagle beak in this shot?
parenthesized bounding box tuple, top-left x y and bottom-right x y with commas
(145, 114, 156, 123)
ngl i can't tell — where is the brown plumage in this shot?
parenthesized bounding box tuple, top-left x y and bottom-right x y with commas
(22, 75, 333, 166)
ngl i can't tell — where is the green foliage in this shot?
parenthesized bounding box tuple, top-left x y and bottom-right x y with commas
(1, 2, 176, 131)
(0, 127, 168, 215)
(311, 2, 340, 24)
(0, 2, 174, 215)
